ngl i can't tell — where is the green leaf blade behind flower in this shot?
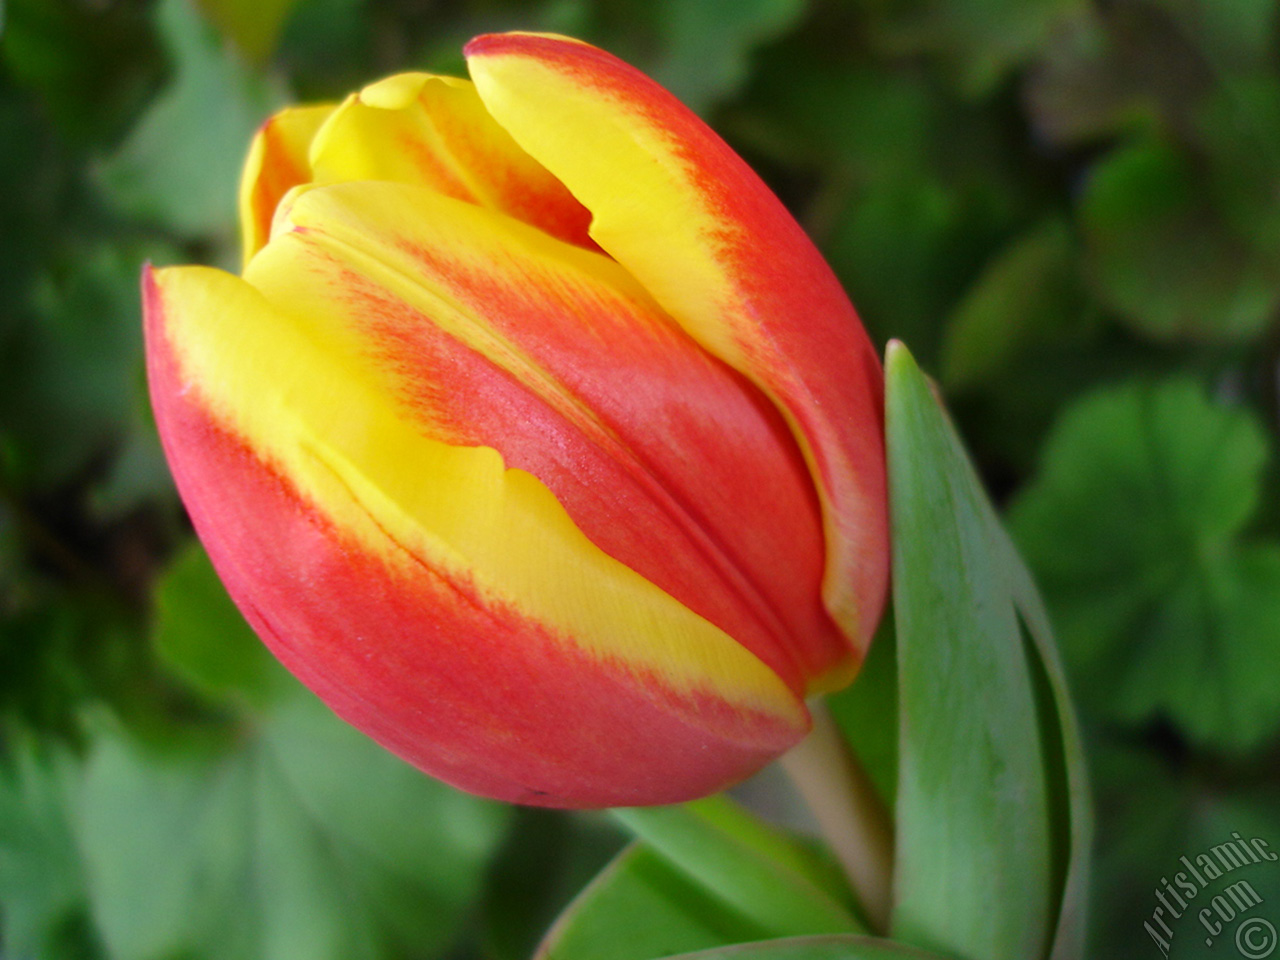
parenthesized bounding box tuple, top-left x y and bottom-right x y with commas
(542, 797, 863, 960)
(885, 341, 1089, 960)
(538, 843, 772, 960)
(612, 798, 862, 936)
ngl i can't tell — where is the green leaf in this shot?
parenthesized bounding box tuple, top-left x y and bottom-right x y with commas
(613, 797, 862, 936)
(538, 843, 771, 960)
(1009, 377, 1280, 751)
(992, 509, 1093, 960)
(885, 342, 1090, 960)
(76, 694, 511, 960)
(96, 0, 283, 240)
(152, 540, 293, 710)
(652, 0, 806, 114)
(1080, 137, 1278, 341)
(544, 794, 862, 960)
(659, 935, 957, 960)
(0, 739, 88, 958)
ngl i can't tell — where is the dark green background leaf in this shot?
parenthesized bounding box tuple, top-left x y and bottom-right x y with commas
(1010, 378, 1280, 752)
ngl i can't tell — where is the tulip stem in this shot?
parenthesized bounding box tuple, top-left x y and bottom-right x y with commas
(779, 700, 893, 934)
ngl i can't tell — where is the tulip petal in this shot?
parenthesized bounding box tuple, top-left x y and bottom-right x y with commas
(239, 103, 336, 264)
(465, 34, 889, 651)
(144, 262, 809, 806)
(250, 178, 851, 694)
(306, 72, 594, 249)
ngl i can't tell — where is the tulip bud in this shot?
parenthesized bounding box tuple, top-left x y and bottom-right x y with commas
(144, 33, 888, 807)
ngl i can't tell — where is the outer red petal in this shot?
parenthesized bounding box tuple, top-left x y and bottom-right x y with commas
(466, 34, 889, 657)
(144, 265, 805, 808)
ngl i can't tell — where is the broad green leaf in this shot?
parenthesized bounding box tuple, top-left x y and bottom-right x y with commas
(1080, 137, 1278, 341)
(886, 342, 1084, 960)
(660, 934, 957, 959)
(653, 0, 805, 114)
(76, 694, 511, 960)
(96, 0, 282, 239)
(613, 796, 861, 936)
(0, 740, 87, 958)
(545, 795, 862, 960)
(940, 218, 1093, 389)
(152, 540, 292, 710)
(538, 843, 771, 960)
(986, 487, 1093, 960)
(1009, 377, 1280, 751)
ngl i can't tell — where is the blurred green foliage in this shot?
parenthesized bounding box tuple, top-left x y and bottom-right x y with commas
(2, 0, 1279, 957)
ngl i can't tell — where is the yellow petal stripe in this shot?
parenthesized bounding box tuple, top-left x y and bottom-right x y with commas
(466, 34, 889, 649)
(153, 258, 806, 731)
(307, 72, 593, 247)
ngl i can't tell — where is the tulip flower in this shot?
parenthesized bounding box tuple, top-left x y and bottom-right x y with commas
(144, 32, 889, 808)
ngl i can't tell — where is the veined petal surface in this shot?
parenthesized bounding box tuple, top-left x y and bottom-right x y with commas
(144, 252, 810, 806)
(465, 33, 889, 651)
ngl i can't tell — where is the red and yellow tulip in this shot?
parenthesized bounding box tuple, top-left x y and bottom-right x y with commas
(144, 33, 889, 807)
